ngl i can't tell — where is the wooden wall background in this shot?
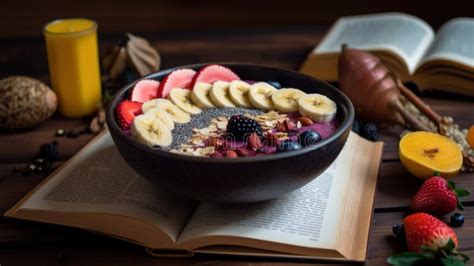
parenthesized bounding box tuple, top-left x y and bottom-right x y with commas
(1, 0, 472, 38)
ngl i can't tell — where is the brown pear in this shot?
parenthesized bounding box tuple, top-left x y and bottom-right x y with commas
(338, 46, 401, 123)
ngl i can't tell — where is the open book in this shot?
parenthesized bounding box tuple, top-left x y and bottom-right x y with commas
(5, 130, 383, 262)
(300, 13, 474, 96)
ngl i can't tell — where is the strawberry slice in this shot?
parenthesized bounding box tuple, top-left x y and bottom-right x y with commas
(115, 100, 143, 130)
(157, 69, 196, 98)
(129, 79, 160, 103)
(191, 64, 240, 87)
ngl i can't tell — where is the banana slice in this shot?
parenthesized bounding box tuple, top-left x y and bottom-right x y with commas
(142, 98, 169, 113)
(271, 88, 306, 112)
(191, 82, 215, 109)
(146, 107, 175, 130)
(248, 82, 277, 110)
(298, 94, 337, 122)
(209, 81, 236, 108)
(154, 99, 191, 124)
(131, 114, 173, 147)
(229, 80, 253, 108)
(168, 88, 202, 115)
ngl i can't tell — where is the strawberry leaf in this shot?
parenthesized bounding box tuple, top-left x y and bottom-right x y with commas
(454, 188, 470, 198)
(441, 257, 466, 266)
(457, 200, 465, 210)
(387, 252, 432, 265)
(434, 171, 442, 177)
(444, 238, 456, 251)
(448, 180, 456, 190)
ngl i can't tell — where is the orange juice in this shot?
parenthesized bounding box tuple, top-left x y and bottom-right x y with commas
(44, 18, 101, 117)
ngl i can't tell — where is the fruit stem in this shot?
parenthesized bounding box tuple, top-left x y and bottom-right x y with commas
(341, 43, 348, 52)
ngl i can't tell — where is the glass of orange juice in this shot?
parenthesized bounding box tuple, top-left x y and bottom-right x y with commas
(44, 18, 102, 118)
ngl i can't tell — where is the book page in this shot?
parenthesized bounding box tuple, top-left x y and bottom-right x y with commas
(18, 131, 195, 243)
(418, 18, 474, 68)
(177, 133, 377, 255)
(314, 13, 435, 74)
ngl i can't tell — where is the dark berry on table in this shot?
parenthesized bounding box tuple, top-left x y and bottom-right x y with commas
(351, 120, 361, 133)
(39, 142, 59, 162)
(361, 122, 378, 141)
(392, 224, 405, 243)
(450, 213, 465, 227)
(277, 140, 302, 152)
(226, 115, 263, 140)
(298, 130, 321, 147)
(392, 224, 401, 235)
(267, 81, 282, 89)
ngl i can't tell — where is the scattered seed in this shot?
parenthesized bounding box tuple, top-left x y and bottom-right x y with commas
(55, 129, 65, 137)
(28, 164, 37, 172)
(163, 107, 263, 151)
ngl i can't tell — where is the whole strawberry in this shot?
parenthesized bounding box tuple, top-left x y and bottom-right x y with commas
(405, 213, 457, 252)
(411, 175, 470, 216)
(388, 213, 469, 265)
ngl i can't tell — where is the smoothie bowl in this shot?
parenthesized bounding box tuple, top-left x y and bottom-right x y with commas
(106, 63, 354, 203)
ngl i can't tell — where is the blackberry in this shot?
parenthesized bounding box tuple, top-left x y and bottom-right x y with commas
(226, 115, 263, 140)
(352, 120, 361, 134)
(39, 142, 59, 162)
(361, 122, 378, 141)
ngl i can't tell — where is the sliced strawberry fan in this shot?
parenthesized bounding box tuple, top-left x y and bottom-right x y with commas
(191, 65, 240, 87)
(115, 100, 143, 130)
(129, 79, 160, 103)
(157, 68, 196, 98)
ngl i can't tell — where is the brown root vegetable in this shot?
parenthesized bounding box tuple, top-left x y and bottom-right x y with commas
(0, 76, 57, 129)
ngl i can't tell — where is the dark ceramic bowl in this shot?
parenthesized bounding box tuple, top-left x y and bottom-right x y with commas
(106, 63, 354, 203)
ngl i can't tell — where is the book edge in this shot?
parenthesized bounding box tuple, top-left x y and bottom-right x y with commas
(4, 130, 109, 217)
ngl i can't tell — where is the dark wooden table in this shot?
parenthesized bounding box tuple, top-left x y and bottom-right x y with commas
(1, 28, 473, 265)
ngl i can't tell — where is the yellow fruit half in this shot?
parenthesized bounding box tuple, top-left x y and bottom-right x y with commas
(399, 131, 463, 180)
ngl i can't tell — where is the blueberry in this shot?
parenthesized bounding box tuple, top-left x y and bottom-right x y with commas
(267, 81, 282, 89)
(277, 141, 301, 152)
(392, 224, 405, 243)
(298, 130, 321, 147)
(392, 223, 402, 235)
(450, 213, 464, 227)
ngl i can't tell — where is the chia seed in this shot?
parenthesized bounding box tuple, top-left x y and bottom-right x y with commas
(164, 107, 263, 150)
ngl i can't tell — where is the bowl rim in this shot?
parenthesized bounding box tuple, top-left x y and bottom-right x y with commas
(106, 62, 354, 164)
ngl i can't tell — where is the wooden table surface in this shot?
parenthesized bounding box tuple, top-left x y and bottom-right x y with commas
(1, 28, 473, 265)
